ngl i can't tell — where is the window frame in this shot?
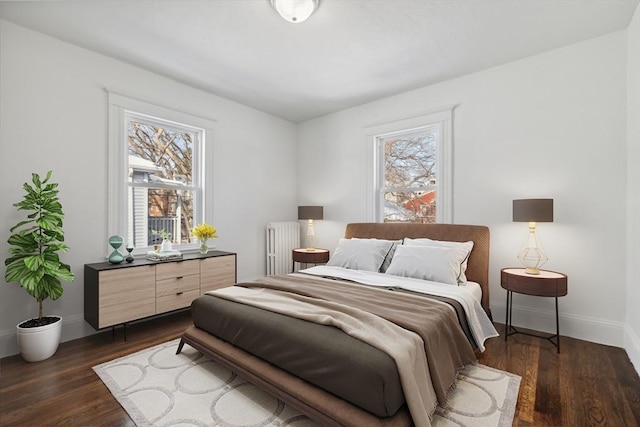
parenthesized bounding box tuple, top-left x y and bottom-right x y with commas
(107, 92, 216, 254)
(365, 107, 454, 223)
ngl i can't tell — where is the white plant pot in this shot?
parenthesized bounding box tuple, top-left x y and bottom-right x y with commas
(16, 316, 62, 362)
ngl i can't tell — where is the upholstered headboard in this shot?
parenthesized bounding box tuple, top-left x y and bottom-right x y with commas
(344, 222, 491, 317)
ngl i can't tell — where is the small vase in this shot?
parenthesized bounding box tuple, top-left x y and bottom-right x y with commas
(199, 239, 209, 255)
(161, 239, 172, 252)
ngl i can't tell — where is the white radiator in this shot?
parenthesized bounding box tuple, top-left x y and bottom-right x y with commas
(266, 221, 300, 276)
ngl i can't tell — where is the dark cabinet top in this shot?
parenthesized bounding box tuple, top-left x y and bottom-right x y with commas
(85, 250, 236, 271)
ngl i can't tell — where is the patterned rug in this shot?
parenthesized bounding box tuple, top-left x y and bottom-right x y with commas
(93, 339, 520, 427)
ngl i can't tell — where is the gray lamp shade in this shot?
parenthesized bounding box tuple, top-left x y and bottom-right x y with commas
(298, 206, 323, 220)
(513, 199, 553, 222)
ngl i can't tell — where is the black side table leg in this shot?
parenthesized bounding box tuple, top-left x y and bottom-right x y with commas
(505, 290, 510, 341)
(555, 296, 560, 354)
(506, 291, 514, 340)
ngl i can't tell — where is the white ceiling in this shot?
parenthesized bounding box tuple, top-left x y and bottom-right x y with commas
(0, 0, 638, 123)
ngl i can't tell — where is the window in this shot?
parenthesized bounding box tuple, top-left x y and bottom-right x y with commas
(108, 93, 215, 252)
(367, 108, 453, 223)
(126, 112, 203, 248)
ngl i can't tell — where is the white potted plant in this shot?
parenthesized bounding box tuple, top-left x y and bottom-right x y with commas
(152, 229, 173, 252)
(4, 171, 75, 362)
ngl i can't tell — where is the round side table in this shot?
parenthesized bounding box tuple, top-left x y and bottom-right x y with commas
(501, 267, 568, 353)
(292, 248, 330, 272)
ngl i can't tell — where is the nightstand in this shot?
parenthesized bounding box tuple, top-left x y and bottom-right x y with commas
(501, 267, 568, 353)
(292, 248, 330, 272)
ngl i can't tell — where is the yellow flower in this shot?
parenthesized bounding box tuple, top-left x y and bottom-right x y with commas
(192, 223, 218, 240)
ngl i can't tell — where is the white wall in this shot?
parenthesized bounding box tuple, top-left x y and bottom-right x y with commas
(298, 31, 629, 348)
(626, 3, 640, 373)
(0, 20, 298, 358)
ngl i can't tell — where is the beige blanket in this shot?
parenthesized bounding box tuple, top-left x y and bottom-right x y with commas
(210, 274, 477, 426)
(212, 285, 437, 427)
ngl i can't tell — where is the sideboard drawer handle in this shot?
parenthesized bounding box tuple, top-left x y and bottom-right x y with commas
(176, 276, 183, 279)
(176, 291, 183, 296)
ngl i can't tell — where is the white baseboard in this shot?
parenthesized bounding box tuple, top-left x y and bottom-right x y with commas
(0, 315, 94, 359)
(624, 324, 640, 375)
(491, 301, 625, 348)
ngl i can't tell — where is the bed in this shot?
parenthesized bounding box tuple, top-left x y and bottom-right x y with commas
(178, 222, 498, 427)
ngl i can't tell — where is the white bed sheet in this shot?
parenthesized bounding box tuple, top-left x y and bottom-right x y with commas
(464, 280, 482, 303)
(299, 265, 499, 352)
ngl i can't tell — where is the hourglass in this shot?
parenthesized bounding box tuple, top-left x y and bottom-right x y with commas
(108, 235, 125, 264)
(125, 245, 134, 263)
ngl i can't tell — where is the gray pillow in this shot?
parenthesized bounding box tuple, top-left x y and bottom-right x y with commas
(327, 238, 394, 272)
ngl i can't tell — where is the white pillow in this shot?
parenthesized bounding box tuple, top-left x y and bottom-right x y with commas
(403, 238, 473, 283)
(327, 238, 394, 272)
(385, 244, 470, 286)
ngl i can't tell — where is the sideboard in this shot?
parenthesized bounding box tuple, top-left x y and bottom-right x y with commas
(84, 250, 236, 332)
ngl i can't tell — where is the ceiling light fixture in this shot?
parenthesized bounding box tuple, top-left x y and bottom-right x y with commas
(270, 0, 319, 23)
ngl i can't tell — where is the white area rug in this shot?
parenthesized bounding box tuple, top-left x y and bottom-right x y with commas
(93, 339, 520, 427)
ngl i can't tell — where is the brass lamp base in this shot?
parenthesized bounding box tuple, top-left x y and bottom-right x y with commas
(518, 222, 547, 276)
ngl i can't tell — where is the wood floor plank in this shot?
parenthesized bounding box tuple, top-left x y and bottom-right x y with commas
(532, 344, 562, 425)
(607, 344, 640, 425)
(1, 311, 639, 426)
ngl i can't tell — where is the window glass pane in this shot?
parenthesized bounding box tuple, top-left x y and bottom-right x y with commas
(128, 187, 196, 248)
(126, 116, 201, 249)
(381, 127, 438, 223)
(383, 129, 437, 189)
(383, 190, 436, 223)
(128, 120, 193, 186)
(147, 188, 195, 246)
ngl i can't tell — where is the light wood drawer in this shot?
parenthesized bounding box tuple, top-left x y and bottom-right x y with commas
(200, 255, 236, 294)
(156, 274, 200, 297)
(98, 266, 156, 328)
(155, 260, 200, 281)
(156, 289, 200, 313)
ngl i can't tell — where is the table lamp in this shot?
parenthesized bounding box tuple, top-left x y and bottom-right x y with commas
(298, 206, 323, 250)
(513, 198, 554, 275)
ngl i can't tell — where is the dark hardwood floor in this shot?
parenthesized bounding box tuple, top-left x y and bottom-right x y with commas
(1, 311, 639, 426)
(477, 325, 640, 426)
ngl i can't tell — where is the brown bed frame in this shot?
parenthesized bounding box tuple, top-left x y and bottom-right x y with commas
(179, 222, 491, 427)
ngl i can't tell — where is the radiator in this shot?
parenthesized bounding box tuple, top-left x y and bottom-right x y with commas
(266, 222, 300, 276)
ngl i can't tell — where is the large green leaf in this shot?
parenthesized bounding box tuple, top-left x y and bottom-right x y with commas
(32, 172, 42, 188)
(9, 219, 35, 233)
(23, 254, 45, 272)
(40, 274, 64, 300)
(5, 260, 27, 282)
(15, 268, 45, 296)
(7, 232, 37, 247)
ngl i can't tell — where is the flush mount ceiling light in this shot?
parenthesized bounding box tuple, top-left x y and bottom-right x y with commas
(270, 0, 319, 23)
